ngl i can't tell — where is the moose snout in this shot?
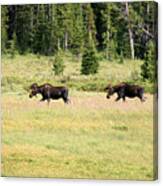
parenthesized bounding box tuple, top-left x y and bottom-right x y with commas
(106, 94, 110, 99)
(29, 93, 33, 98)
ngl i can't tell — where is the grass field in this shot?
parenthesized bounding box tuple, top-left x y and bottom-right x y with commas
(1, 54, 157, 180)
(2, 91, 156, 180)
(2, 53, 152, 93)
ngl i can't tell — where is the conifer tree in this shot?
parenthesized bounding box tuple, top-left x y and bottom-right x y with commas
(2, 2, 157, 60)
(14, 5, 33, 54)
(71, 4, 84, 57)
(1, 6, 8, 53)
(141, 40, 157, 82)
(100, 3, 116, 60)
(52, 50, 65, 75)
(81, 38, 99, 75)
(33, 5, 52, 55)
(81, 4, 99, 75)
(56, 4, 74, 51)
(7, 32, 17, 57)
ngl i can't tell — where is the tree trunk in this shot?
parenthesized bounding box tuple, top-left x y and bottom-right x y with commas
(106, 8, 111, 61)
(57, 38, 60, 50)
(64, 31, 68, 50)
(125, 2, 135, 60)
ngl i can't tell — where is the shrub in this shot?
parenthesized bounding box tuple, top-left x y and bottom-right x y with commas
(52, 51, 65, 75)
(118, 51, 124, 64)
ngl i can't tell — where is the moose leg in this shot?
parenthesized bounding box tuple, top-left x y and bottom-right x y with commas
(115, 96, 121, 101)
(138, 95, 146, 102)
(138, 89, 146, 102)
(115, 90, 124, 102)
(63, 97, 69, 104)
(47, 99, 50, 106)
(62, 89, 69, 104)
(40, 97, 46, 101)
(122, 96, 126, 102)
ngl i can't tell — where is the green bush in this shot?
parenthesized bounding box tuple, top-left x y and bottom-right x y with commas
(52, 51, 65, 75)
(118, 51, 124, 64)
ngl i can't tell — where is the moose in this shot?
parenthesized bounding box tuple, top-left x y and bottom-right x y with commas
(29, 83, 70, 104)
(104, 82, 146, 102)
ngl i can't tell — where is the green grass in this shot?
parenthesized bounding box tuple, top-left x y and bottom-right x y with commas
(2, 92, 156, 180)
(2, 53, 153, 93)
(1, 53, 156, 180)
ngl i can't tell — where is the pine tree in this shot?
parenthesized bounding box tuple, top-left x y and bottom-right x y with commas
(33, 5, 52, 55)
(81, 38, 99, 75)
(71, 4, 84, 57)
(55, 4, 74, 51)
(81, 4, 99, 75)
(100, 3, 117, 61)
(7, 32, 17, 57)
(50, 4, 59, 53)
(52, 50, 65, 75)
(1, 6, 8, 53)
(115, 3, 131, 58)
(83, 4, 97, 45)
(2, 2, 157, 61)
(14, 5, 34, 54)
(141, 40, 157, 82)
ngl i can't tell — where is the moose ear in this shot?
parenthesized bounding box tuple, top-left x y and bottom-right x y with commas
(104, 84, 111, 91)
(104, 86, 109, 91)
(30, 83, 38, 89)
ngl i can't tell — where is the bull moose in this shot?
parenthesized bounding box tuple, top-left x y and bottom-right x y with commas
(104, 82, 146, 102)
(29, 83, 70, 104)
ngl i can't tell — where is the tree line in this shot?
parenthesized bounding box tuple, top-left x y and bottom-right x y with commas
(1, 2, 157, 81)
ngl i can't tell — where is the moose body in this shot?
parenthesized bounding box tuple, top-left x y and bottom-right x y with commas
(104, 82, 145, 102)
(29, 83, 69, 104)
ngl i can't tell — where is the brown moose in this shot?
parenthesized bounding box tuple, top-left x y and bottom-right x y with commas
(104, 82, 146, 102)
(29, 83, 70, 104)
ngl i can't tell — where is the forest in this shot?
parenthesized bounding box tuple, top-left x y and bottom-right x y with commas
(1, 2, 157, 84)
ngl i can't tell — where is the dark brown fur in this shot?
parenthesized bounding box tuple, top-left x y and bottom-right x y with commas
(29, 83, 70, 104)
(104, 82, 145, 102)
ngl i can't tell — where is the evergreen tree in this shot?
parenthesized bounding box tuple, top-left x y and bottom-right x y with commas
(50, 4, 59, 52)
(7, 32, 17, 57)
(71, 4, 84, 57)
(1, 6, 8, 53)
(141, 40, 157, 82)
(14, 5, 33, 54)
(56, 4, 74, 51)
(83, 4, 97, 45)
(2, 2, 157, 61)
(81, 38, 99, 75)
(81, 4, 99, 75)
(32, 5, 52, 55)
(52, 50, 65, 75)
(115, 4, 131, 58)
(100, 3, 117, 60)
(126, 1, 157, 59)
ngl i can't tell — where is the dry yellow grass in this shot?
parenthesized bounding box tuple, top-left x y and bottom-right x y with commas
(1, 91, 157, 180)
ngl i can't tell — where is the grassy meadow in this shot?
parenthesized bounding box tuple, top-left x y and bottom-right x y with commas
(1, 54, 156, 180)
